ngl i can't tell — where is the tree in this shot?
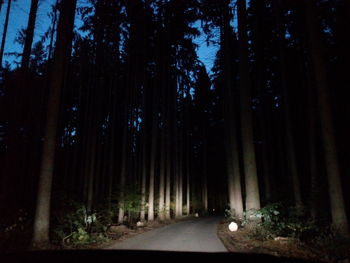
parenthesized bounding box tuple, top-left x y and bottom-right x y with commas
(273, 0, 302, 208)
(304, 0, 349, 236)
(237, 0, 261, 218)
(0, 0, 12, 68)
(32, 0, 77, 247)
(222, 0, 244, 219)
(21, 0, 39, 71)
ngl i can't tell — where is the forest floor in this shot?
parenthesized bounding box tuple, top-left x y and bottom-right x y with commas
(217, 219, 350, 263)
(60, 215, 196, 250)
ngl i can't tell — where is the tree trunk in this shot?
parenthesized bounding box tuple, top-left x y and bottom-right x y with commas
(140, 126, 148, 221)
(237, 0, 261, 218)
(158, 84, 166, 221)
(254, 0, 271, 203)
(147, 84, 159, 221)
(222, 4, 244, 219)
(21, 0, 39, 71)
(165, 82, 172, 219)
(274, 0, 302, 208)
(304, 0, 349, 236)
(202, 129, 208, 214)
(47, 1, 59, 61)
(32, 0, 77, 247)
(0, 0, 12, 68)
(307, 78, 319, 220)
(185, 97, 190, 216)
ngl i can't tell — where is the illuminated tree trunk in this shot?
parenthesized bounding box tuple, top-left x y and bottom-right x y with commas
(0, 0, 12, 68)
(186, 156, 190, 215)
(177, 95, 184, 217)
(158, 93, 166, 221)
(304, 0, 349, 236)
(165, 128, 171, 219)
(222, 3, 244, 219)
(118, 73, 130, 224)
(147, 84, 159, 221)
(21, 0, 39, 71)
(165, 80, 172, 220)
(202, 130, 208, 214)
(185, 97, 190, 215)
(140, 127, 148, 221)
(237, 0, 261, 217)
(118, 122, 127, 224)
(32, 0, 77, 247)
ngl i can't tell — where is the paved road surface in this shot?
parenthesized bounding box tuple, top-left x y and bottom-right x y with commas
(106, 216, 227, 252)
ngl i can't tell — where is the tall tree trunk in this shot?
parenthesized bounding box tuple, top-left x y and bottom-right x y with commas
(21, 0, 39, 71)
(140, 126, 148, 221)
(0, 0, 12, 68)
(274, 0, 302, 208)
(165, 80, 172, 219)
(118, 115, 128, 224)
(202, 129, 208, 214)
(254, 0, 271, 203)
(32, 0, 77, 247)
(304, 0, 349, 236)
(177, 94, 184, 218)
(147, 84, 159, 221)
(237, 0, 261, 218)
(118, 124, 128, 224)
(107, 86, 117, 212)
(222, 3, 244, 219)
(47, 1, 59, 61)
(158, 84, 166, 221)
(185, 97, 190, 216)
(307, 78, 319, 220)
(178, 133, 183, 218)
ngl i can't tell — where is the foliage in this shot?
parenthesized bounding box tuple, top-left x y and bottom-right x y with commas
(51, 198, 110, 246)
(224, 205, 244, 222)
(241, 203, 335, 243)
(116, 185, 142, 226)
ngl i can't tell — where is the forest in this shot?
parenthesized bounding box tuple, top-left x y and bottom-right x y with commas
(0, 0, 349, 259)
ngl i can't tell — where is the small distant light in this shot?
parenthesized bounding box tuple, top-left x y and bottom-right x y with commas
(195, 213, 199, 217)
(228, 222, 238, 232)
(212, 209, 215, 212)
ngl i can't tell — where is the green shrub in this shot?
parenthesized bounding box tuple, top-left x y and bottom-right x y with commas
(51, 198, 110, 246)
(241, 203, 332, 242)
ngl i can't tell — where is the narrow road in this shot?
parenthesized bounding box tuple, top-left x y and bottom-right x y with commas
(106, 216, 227, 252)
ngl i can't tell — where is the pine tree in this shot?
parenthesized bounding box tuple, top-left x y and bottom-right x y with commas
(32, 0, 77, 247)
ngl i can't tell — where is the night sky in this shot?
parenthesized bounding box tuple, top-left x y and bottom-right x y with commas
(0, 0, 219, 73)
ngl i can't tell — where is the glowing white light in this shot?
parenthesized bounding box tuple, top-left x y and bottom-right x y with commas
(195, 213, 199, 217)
(228, 222, 238, 232)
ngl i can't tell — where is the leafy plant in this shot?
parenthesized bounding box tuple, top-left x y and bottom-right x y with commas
(241, 203, 332, 242)
(51, 197, 110, 246)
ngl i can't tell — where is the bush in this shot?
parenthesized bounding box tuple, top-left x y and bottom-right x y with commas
(51, 198, 110, 246)
(117, 186, 142, 227)
(240, 203, 333, 242)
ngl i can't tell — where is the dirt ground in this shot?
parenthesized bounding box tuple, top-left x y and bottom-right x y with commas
(217, 220, 350, 263)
